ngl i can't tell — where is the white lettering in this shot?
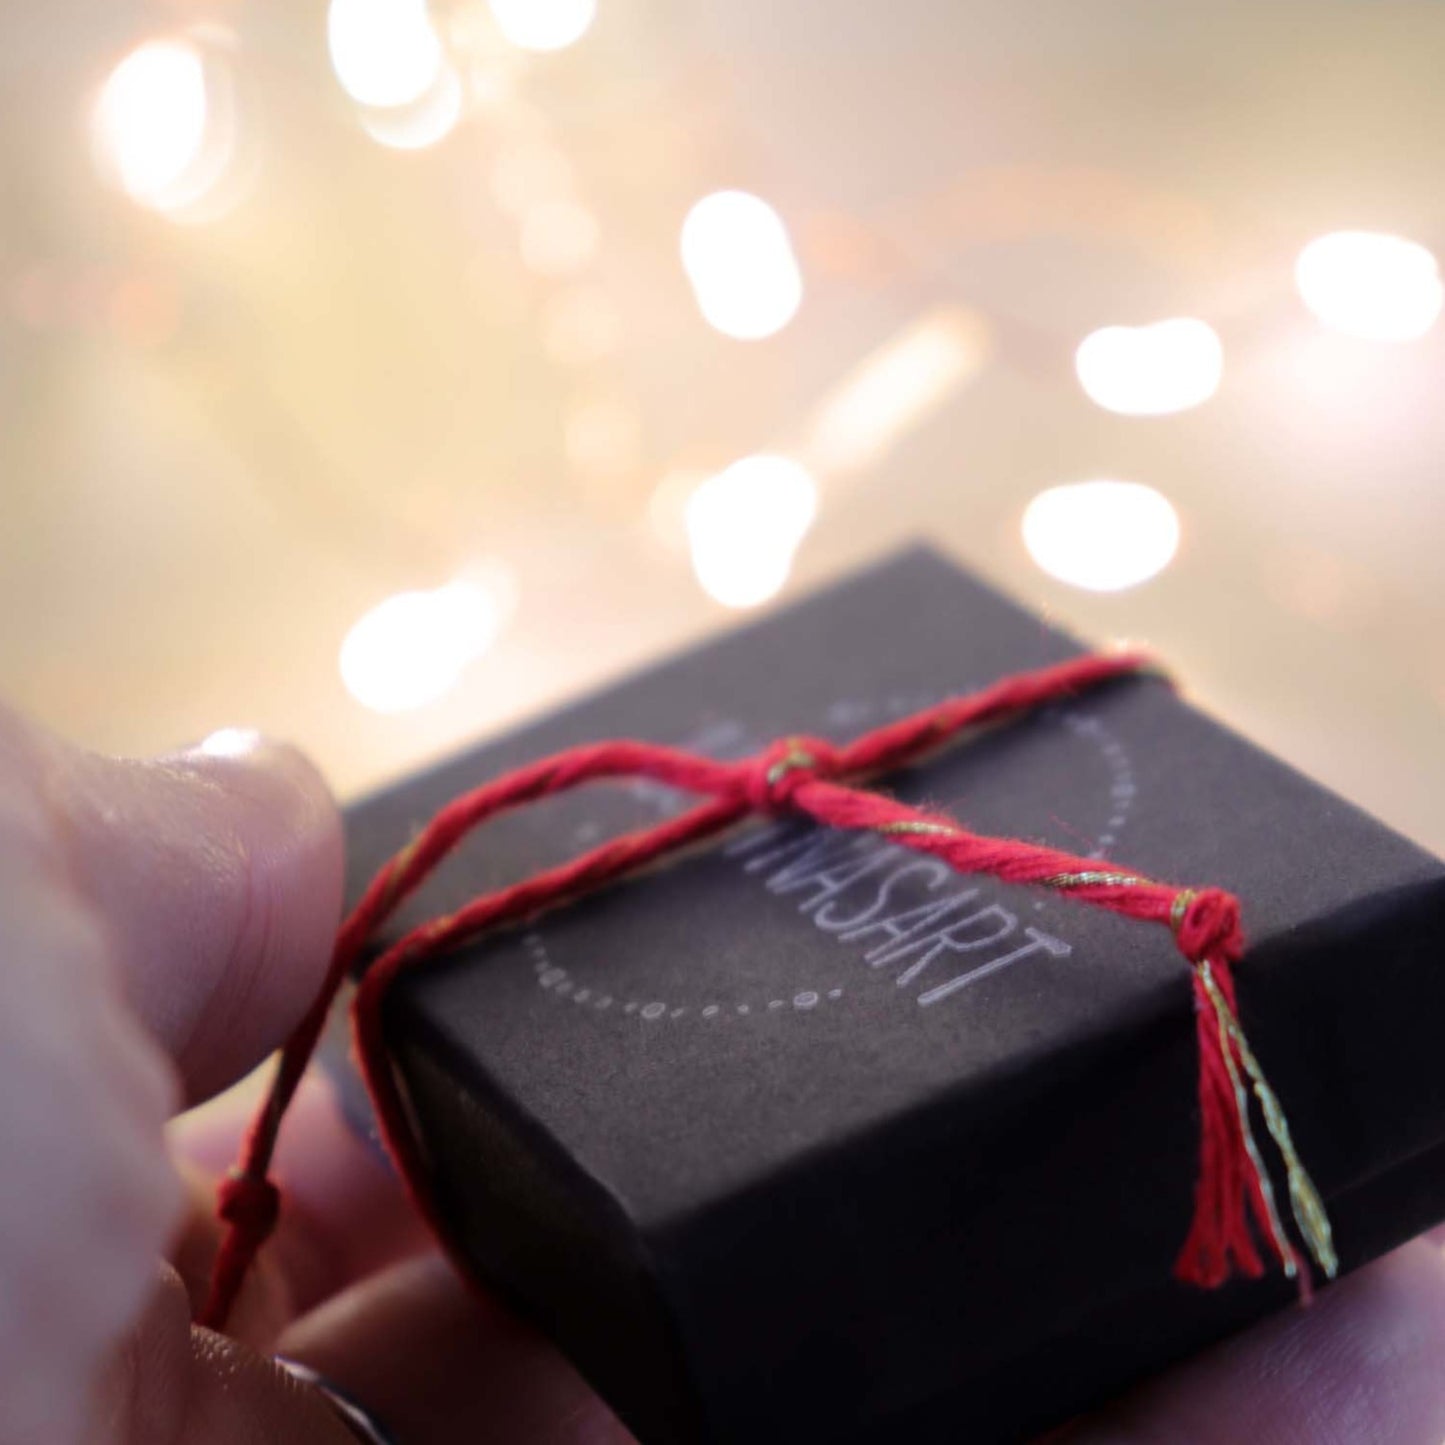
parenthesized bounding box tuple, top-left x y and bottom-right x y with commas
(878, 903, 1019, 985)
(916, 928, 1072, 1006)
(814, 858, 950, 933)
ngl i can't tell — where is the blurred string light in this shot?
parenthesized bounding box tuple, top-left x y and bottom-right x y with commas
(680, 191, 803, 340)
(541, 285, 622, 365)
(647, 467, 706, 553)
(490, 137, 576, 217)
(488, 0, 597, 52)
(92, 36, 238, 216)
(685, 455, 817, 608)
(358, 63, 464, 149)
(1295, 232, 1443, 341)
(340, 577, 506, 713)
(805, 307, 991, 475)
(564, 394, 641, 482)
(520, 198, 600, 276)
(1266, 542, 1353, 624)
(1022, 480, 1180, 592)
(1074, 318, 1223, 416)
(328, 0, 443, 108)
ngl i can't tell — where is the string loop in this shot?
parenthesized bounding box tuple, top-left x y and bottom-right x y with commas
(198, 649, 1335, 1331)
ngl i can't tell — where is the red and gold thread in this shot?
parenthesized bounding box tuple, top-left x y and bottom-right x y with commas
(199, 651, 1335, 1331)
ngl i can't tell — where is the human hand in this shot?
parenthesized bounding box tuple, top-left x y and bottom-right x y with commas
(1, 704, 1441, 1445)
(1053, 1234, 1445, 1443)
(0, 707, 631, 1444)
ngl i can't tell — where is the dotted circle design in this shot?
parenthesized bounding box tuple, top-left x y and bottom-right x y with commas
(525, 929, 849, 1021)
(526, 688, 1135, 1024)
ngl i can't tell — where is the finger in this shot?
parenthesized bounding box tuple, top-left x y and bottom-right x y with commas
(279, 1255, 637, 1444)
(85, 1265, 370, 1445)
(168, 1071, 430, 1340)
(0, 850, 183, 1445)
(1061, 1239, 1445, 1445)
(1, 710, 344, 1103)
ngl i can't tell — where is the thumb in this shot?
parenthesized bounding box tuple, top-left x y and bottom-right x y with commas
(5, 712, 344, 1104)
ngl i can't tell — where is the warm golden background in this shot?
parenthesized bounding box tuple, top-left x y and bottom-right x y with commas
(4, 0, 1443, 853)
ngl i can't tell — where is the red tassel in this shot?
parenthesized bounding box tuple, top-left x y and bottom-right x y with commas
(1174, 969, 1264, 1287)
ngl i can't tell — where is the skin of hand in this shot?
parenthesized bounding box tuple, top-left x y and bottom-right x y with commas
(0, 705, 1442, 1445)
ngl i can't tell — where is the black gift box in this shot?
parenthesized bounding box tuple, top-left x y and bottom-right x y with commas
(328, 547, 1445, 1444)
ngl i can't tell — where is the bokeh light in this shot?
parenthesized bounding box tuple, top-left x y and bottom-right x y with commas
(340, 578, 504, 713)
(358, 63, 464, 149)
(1022, 480, 1180, 592)
(807, 307, 991, 475)
(520, 199, 599, 276)
(489, 0, 597, 52)
(1074, 318, 1223, 416)
(490, 137, 576, 217)
(1295, 232, 1443, 341)
(685, 455, 817, 608)
(1266, 542, 1352, 623)
(647, 468, 706, 554)
(92, 38, 221, 212)
(564, 395, 641, 482)
(328, 0, 443, 108)
(107, 274, 182, 347)
(541, 285, 622, 364)
(680, 191, 803, 340)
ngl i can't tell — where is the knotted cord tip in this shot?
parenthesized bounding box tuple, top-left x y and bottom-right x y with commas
(216, 1168, 282, 1244)
(746, 735, 842, 811)
(1171, 886, 1244, 965)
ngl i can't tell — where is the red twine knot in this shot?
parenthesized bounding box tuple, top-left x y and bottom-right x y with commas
(744, 735, 843, 811)
(1172, 887, 1245, 964)
(216, 1169, 281, 1244)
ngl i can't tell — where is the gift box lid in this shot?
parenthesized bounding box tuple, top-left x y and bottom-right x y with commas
(333, 545, 1445, 1444)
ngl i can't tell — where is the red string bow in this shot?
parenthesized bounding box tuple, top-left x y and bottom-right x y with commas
(200, 651, 1335, 1331)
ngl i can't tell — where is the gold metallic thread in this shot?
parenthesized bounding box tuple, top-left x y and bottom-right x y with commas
(1042, 870, 1148, 889)
(379, 835, 423, 909)
(765, 742, 816, 787)
(875, 820, 958, 838)
(1170, 888, 1197, 934)
(1199, 962, 1298, 1279)
(1199, 962, 1339, 1279)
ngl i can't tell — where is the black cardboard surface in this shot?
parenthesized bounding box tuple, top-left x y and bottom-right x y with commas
(331, 547, 1445, 1444)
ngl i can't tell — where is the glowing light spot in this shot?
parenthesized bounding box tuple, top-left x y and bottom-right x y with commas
(1266, 542, 1352, 623)
(541, 285, 621, 364)
(93, 39, 212, 209)
(1075, 318, 1223, 416)
(647, 468, 706, 554)
(328, 0, 443, 108)
(1295, 232, 1443, 341)
(489, 0, 596, 51)
(1022, 481, 1180, 592)
(564, 395, 641, 481)
(358, 64, 463, 149)
(107, 275, 182, 347)
(680, 191, 802, 341)
(520, 199, 599, 277)
(806, 307, 990, 474)
(685, 455, 817, 609)
(490, 139, 575, 218)
(340, 578, 503, 713)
